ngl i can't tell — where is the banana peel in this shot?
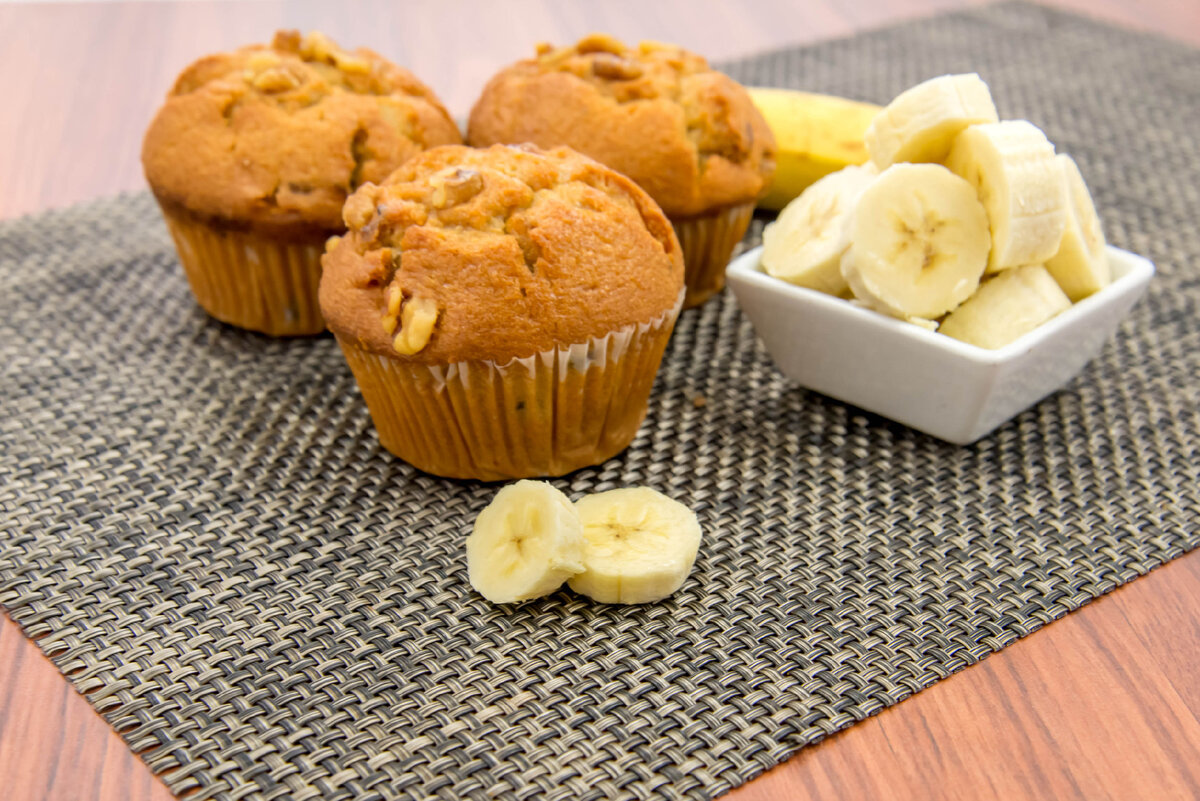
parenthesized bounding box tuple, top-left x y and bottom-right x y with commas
(749, 87, 881, 211)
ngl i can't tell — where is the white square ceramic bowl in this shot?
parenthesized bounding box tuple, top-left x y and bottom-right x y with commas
(725, 245, 1154, 444)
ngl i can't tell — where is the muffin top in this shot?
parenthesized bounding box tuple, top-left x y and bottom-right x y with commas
(319, 144, 684, 364)
(467, 34, 775, 218)
(142, 31, 462, 235)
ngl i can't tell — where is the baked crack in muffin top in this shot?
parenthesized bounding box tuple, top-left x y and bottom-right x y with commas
(467, 34, 775, 217)
(320, 144, 684, 363)
(142, 31, 461, 235)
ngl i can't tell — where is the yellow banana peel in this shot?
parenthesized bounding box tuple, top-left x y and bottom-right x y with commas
(749, 87, 881, 211)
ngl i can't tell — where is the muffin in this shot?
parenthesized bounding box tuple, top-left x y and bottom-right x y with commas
(467, 34, 775, 307)
(143, 31, 462, 335)
(319, 144, 685, 480)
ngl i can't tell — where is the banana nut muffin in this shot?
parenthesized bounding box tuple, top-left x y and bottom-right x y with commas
(467, 34, 775, 307)
(143, 31, 461, 335)
(320, 143, 685, 480)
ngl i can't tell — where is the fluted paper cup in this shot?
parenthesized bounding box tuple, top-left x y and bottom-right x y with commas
(671, 201, 756, 308)
(337, 294, 683, 480)
(160, 205, 328, 336)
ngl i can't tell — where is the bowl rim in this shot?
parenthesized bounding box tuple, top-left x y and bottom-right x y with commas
(726, 244, 1155, 366)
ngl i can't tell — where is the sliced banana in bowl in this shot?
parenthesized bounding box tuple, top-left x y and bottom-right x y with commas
(727, 243, 1153, 444)
(734, 71, 1153, 442)
(752, 72, 1126, 348)
(865, 73, 998, 169)
(1046, 154, 1111, 301)
(945, 120, 1067, 273)
(761, 164, 876, 296)
(841, 163, 990, 320)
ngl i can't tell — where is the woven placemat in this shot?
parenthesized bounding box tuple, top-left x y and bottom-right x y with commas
(2, 3, 1199, 799)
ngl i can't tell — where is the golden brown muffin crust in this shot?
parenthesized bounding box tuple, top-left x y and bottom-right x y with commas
(142, 31, 462, 235)
(466, 34, 775, 218)
(319, 144, 684, 364)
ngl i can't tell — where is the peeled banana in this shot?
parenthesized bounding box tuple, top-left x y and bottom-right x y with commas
(761, 164, 877, 295)
(865, 73, 998, 169)
(945, 120, 1068, 273)
(1045, 154, 1110, 301)
(567, 488, 703, 605)
(466, 480, 584, 604)
(939, 264, 1071, 348)
(841, 163, 990, 320)
(748, 87, 881, 211)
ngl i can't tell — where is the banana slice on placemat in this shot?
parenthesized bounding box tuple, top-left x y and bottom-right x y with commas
(568, 488, 703, 605)
(467, 482, 703, 605)
(466, 480, 584, 604)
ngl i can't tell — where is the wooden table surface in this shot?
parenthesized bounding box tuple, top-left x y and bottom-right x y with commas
(1, 2, 1198, 800)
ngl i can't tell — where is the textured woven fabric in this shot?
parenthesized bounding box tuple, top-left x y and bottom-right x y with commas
(2, 4, 1199, 799)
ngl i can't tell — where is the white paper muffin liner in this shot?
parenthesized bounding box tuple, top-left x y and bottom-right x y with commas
(160, 205, 327, 336)
(671, 201, 756, 308)
(337, 292, 684, 481)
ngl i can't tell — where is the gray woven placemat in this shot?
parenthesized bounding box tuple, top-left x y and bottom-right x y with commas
(2, 3, 1198, 799)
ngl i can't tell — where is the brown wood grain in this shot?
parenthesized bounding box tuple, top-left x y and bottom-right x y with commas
(0, 0, 986, 220)
(2, 0, 1194, 221)
(726, 550, 1200, 801)
(0, 2, 1197, 800)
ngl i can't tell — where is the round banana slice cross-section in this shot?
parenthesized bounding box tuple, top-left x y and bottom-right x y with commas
(945, 120, 1068, 273)
(939, 264, 1071, 349)
(568, 487, 703, 605)
(466, 480, 584, 604)
(1045, 154, 1110, 301)
(761, 164, 877, 295)
(841, 163, 990, 320)
(865, 73, 998, 169)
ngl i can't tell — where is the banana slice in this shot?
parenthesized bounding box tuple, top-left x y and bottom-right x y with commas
(568, 487, 702, 604)
(945, 120, 1068, 273)
(865, 73, 998, 169)
(939, 264, 1071, 349)
(841, 163, 990, 320)
(466, 480, 584, 604)
(761, 165, 877, 295)
(1045, 154, 1110, 301)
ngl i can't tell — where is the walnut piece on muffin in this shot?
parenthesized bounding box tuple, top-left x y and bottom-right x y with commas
(320, 143, 684, 364)
(466, 34, 775, 220)
(143, 30, 462, 237)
